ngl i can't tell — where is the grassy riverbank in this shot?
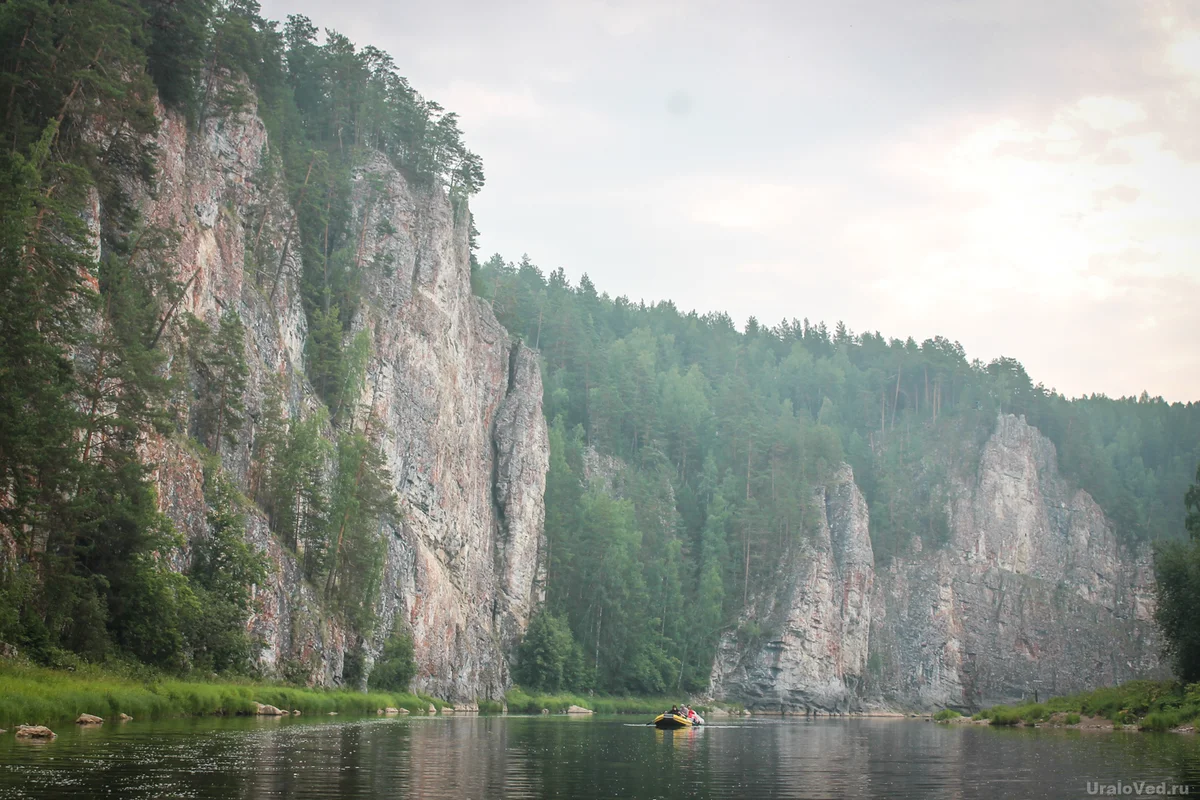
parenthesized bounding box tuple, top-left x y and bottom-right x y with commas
(0, 662, 445, 728)
(936, 680, 1200, 732)
(504, 689, 730, 715)
(0, 662, 729, 729)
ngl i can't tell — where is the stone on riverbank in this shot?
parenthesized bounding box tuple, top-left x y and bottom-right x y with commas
(118, 713, 133, 722)
(254, 703, 286, 716)
(566, 705, 593, 715)
(15, 725, 56, 739)
(75, 714, 103, 725)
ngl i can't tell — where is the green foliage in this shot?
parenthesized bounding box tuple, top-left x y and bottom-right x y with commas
(974, 680, 1192, 728)
(1155, 464, 1200, 683)
(323, 431, 396, 634)
(933, 709, 962, 721)
(503, 689, 681, 715)
(988, 706, 1022, 726)
(516, 611, 589, 693)
(0, 661, 437, 727)
(487, 254, 1200, 697)
(369, 625, 416, 692)
(184, 471, 266, 674)
(192, 311, 250, 451)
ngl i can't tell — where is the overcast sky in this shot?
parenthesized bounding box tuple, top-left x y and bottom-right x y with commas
(263, 0, 1200, 401)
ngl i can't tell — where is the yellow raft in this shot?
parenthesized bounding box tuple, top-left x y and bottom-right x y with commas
(652, 712, 695, 729)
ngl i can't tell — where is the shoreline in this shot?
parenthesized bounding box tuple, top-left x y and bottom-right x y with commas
(0, 661, 738, 731)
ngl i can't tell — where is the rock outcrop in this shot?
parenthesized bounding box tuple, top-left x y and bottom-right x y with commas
(709, 465, 874, 713)
(126, 93, 547, 698)
(865, 414, 1160, 711)
(708, 415, 1162, 712)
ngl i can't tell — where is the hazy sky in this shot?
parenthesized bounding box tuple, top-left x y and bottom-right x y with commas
(263, 0, 1200, 401)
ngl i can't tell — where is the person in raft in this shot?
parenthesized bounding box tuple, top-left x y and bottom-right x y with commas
(685, 706, 698, 723)
(670, 705, 680, 716)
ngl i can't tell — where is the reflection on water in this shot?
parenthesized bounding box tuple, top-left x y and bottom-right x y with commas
(2, 714, 1199, 799)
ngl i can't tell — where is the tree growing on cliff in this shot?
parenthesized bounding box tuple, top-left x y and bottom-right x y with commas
(1154, 464, 1200, 683)
(194, 311, 249, 451)
(369, 624, 416, 692)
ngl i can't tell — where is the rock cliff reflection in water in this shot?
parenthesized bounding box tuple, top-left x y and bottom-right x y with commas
(2, 715, 1200, 799)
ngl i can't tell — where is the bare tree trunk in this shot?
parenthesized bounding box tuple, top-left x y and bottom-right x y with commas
(268, 156, 316, 303)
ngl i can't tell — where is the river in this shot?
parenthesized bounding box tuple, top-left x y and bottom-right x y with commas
(2, 714, 1198, 799)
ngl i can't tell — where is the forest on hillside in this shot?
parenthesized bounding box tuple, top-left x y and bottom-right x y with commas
(0, 0, 473, 678)
(0, 0, 1197, 699)
(473, 255, 1200, 695)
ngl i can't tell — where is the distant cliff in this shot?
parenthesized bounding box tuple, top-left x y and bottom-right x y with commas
(134, 95, 548, 698)
(708, 414, 1162, 712)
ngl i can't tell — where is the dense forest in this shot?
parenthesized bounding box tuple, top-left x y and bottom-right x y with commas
(0, 0, 477, 676)
(478, 256, 1200, 695)
(0, 0, 1196, 699)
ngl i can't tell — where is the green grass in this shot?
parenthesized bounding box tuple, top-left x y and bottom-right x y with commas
(0, 661, 441, 728)
(987, 706, 1023, 726)
(972, 681, 1200, 730)
(504, 688, 705, 715)
(933, 709, 962, 722)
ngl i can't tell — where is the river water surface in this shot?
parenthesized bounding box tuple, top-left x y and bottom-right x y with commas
(2, 714, 1199, 799)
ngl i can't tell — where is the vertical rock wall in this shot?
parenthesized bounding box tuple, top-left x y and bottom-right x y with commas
(129, 99, 546, 697)
(708, 415, 1162, 712)
(709, 466, 875, 713)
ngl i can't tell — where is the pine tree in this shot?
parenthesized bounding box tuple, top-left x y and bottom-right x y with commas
(195, 311, 249, 451)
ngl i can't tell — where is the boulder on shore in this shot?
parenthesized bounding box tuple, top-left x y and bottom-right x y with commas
(76, 714, 104, 725)
(15, 725, 56, 739)
(541, 708, 550, 715)
(566, 705, 593, 715)
(291, 710, 301, 716)
(253, 703, 286, 716)
(117, 713, 133, 722)
(384, 707, 400, 716)
(427, 705, 436, 714)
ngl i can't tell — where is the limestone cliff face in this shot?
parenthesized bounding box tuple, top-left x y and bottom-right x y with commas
(866, 414, 1160, 711)
(129, 99, 547, 696)
(708, 466, 874, 713)
(708, 415, 1161, 712)
(346, 150, 548, 699)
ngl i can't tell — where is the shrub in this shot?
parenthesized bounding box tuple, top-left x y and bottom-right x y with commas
(1018, 703, 1048, 722)
(369, 626, 416, 692)
(1065, 713, 1081, 725)
(988, 706, 1022, 726)
(1140, 710, 1184, 732)
(933, 709, 962, 722)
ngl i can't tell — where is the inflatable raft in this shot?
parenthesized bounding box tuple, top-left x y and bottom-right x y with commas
(652, 712, 700, 729)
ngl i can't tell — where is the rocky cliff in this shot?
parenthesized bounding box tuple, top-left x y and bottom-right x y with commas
(708, 414, 1162, 712)
(129, 97, 547, 697)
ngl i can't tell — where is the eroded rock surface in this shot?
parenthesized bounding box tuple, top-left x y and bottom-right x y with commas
(709, 416, 1161, 712)
(129, 95, 546, 698)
